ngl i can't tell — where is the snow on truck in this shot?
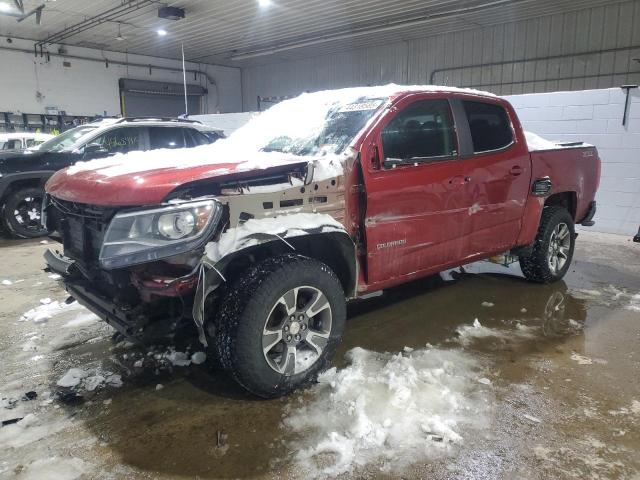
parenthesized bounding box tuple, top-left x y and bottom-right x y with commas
(43, 85, 600, 397)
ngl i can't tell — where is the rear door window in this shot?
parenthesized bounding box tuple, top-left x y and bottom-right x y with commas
(184, 128, 210, 147)
(381, 99, 457, 165)
(149, 127, 186, 149)
(463, 101, 513, 153)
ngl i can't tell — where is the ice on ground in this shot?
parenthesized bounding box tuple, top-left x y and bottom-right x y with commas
(570, 352, 607, 365)
(2, 279, 13, 285)
(20, 300, 83, 324)
(62, 313, 99, 328)
(190, 351, 207, 365)
(16, 456, 91, 480)
(0, 414, 68, 449)
(56, 368, 88, 388)
(284, 346, 490, 477)
(481, 301, 494, 307)
(165, 350, 191, 367)
(48, 274, 62, 280)
(56, 368, 121, 390)
(454, 318, 536, 346)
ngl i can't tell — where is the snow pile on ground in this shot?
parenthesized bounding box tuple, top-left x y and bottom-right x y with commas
(284, 346, 490, 477)
(20, 300, 84, 324)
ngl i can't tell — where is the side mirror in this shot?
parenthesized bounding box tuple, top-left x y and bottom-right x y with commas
(83, 143, 109, 157)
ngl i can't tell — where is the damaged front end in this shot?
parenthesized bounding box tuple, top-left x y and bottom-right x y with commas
(44, 153, 355, 346)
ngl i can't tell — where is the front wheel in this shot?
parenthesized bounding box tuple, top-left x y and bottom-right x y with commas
(519, 206, 575, 283)
(214, 254, 346, 398)
(2, 187, 48, 238)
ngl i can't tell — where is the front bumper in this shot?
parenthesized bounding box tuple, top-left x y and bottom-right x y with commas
(45, 249, 139, 337)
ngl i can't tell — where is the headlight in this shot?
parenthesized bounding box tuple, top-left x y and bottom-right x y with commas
(99, 199, 222, 269)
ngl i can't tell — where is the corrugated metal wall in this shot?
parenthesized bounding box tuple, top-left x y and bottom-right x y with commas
(241, 1, 640, 110)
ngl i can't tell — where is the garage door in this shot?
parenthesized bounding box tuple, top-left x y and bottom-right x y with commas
(119, 78, 206, 117)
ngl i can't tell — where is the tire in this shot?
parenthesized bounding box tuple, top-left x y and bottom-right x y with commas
(519, 206, 575, 284)
(214, 253, 346, 398)
(2, 187, 48, 238)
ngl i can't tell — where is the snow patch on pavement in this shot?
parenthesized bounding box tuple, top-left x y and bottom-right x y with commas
(15, 456, 91, 480)
(284, 346, 490, 477)
(20, 300, 84, 324)
(57, 367, 122, 391)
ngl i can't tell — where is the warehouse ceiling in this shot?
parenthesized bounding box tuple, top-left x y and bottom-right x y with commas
(0, 0, 629, 66)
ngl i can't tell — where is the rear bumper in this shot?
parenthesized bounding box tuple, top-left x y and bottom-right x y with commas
(580, 201, 597, 227)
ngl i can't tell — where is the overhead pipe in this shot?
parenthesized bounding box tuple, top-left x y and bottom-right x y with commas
(229, 0, 528, 61)
(429, 45, 640, 84)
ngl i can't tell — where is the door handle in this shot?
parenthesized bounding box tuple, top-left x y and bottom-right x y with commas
(509, 165, 523, 176)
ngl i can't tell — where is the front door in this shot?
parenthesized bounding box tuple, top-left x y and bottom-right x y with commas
(362, 95, 473, 286)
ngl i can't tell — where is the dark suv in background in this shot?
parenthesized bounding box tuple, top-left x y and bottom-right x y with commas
(0, 117, 223, 238)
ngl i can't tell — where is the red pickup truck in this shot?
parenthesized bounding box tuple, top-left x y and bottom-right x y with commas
(43, 86, 600, 397)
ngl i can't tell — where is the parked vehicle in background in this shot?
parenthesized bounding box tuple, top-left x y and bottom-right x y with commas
(43, 86, 601, 398)
(0, 117, 221, 238)
(0, 132, 54, 151)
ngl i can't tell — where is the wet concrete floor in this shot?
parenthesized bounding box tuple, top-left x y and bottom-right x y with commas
(0, 230, 638, 479)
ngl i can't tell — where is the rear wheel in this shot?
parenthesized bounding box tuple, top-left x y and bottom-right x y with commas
(519, 206, 575, 283)
(2, 187, 48, 238)
(214, 254, 346, 398)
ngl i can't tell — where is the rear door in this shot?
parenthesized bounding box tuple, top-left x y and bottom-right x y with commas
(362, 94, 473, 285)
(455, 98, 531, 258)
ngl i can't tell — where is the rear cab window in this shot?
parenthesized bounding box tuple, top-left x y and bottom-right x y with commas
(463, 101, 513, 153)
(381, 99, 458, 167)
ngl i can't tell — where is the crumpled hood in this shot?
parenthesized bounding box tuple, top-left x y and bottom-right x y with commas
(45, 145, 314, 206)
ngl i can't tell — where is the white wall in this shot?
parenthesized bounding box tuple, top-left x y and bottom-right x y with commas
(0, 37, 242, 117)
(504, 87, 640, 236)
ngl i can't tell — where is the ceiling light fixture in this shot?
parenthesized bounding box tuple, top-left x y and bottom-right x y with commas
(258, 0, 272, 7)
(0, 2, 14, 13)
(156, 28, 167, 36)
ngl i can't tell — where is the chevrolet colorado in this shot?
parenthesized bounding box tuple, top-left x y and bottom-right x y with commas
(43, 85, 600, 397)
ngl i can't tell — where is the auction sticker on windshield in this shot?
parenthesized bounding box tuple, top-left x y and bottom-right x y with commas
(339, 100, 384, 112)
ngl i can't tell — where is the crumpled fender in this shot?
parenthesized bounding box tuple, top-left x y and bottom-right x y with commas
(191, 213, 354, 345)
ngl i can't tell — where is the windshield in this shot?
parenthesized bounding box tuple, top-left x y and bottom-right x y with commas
(36, 126, 98, 152)
(226, 93, 388, 157)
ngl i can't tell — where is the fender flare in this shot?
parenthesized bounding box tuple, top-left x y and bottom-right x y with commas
(191, 217, 357, 345)
(0, 171, 54, 200)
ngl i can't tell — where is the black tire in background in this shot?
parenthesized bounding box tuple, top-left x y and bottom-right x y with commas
(519, 206, 575, 284)
(214, 254, 346, 398)
(1, 187, 48, 239)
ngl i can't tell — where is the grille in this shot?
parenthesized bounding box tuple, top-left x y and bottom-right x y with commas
(48, 197, 117, 265)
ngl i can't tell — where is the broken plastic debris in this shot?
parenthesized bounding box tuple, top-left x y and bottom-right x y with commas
(22, 391, 38, 401)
